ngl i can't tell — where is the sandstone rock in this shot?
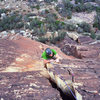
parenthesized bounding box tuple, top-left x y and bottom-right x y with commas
(77, 36, 94, 44)
(0, 35, 100, 100)
(67, 32, 80, 41)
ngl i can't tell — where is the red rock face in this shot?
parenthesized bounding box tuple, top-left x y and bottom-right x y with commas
(0, 35, 100, 100)
(0, 35, 75, 100)
(58, 36, 100, 100)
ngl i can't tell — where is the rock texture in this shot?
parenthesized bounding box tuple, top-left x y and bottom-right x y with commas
(0, 35, 74, 100)
(57, 35, 100, 100)
(0, 35, 100, 100)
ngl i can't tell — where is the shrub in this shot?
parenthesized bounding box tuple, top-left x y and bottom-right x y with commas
(63, 0, 73, 10)
(77, 22, 91, 32)
(37, 24, 46, 35)
(0, 14, 23, 31)
(77, 27, 84, 33)
(74, 4, 85, 12)
(49, 31, 66, 44)
(37, 37, 48, 43)
(97, 35, 100, 40)
(65, 23, 76, 31)
(16, 22, 24, 29)
(95, 6, 100, 12)
(75, 0, 84, 4)
(84, 3, 93, 13)
(29, 18, 44, 29)
(0, 8, 7, 17)
(44, 0, 57, 3)
(90, 32, 96, 39)
(93, 12, 100, 30)
(66, 9, 72, 19)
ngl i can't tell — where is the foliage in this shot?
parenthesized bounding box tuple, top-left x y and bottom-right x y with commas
(74, 4, 85, 12)
(29, 18, 44, 29)
(90, 31, 96, 39)
(97, 35, 100, 40)
(95, 6, 100, 12)
(66, 9, 72, 19)
(0, 8, 7, 17)
(65, 23, 76, 31)
(37, 24, 46, 35)
(75, 0, 84, 4)
(77, 22, 91, 32)
(0, 14, 23, 31)
(49, 31, 66, 44)
(37, 37, 48, 43)
(44, 0, 57, 3)
(84, 3, 94, 13)
(93, 12, 100, 30)
(63, 0, 73, 10)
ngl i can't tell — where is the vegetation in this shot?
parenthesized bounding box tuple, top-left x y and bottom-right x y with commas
(65, 23, 76, 31)
(97, 35, 100, 40)
(90, 31, 96, 39)
(0, 8, 8, 17)
(77, 22, 91, 33)
(49, 31, 66, 44)
(0, 13, 23, 31)
(93, 12, 100, 30)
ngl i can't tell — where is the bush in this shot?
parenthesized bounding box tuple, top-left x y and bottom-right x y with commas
(77, 27, 84, 33)
(90, 32, 96, 39)
(44, 0, 57, 3)
(0, 8, 7, 17)
(65, 23, 76, 31)
(93, 12, 100, 30)
(29, 18, 44, 29)
(63, 0, 73, 10)
(77, 22, 91, 32)
(75, 0, 84, 4)
(0, 14, 23, 31)
(49, 31, 66, 44)
(97, 35, 100, 40)
(37, 24, 46, 35)
(84, 3, 94, 13)
(74, 4, 85, 12)
(66, 9, 72, 19)
(95, 6, 100, 12)
(16, 22, 24, 29)
(37, 37, 48, 43)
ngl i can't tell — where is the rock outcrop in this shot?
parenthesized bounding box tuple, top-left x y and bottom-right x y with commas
(57, 35, 100, 100)
(0, 34, 100, 100)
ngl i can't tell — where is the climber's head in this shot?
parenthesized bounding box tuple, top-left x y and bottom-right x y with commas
(45, 48, 53, 56)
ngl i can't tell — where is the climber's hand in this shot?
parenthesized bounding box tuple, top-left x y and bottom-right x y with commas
(44, 60, 50, 64)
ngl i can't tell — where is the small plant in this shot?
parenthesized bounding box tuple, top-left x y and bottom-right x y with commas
(49, 31, 66, 44)
(97, 35, 100, 40)
(0, 8, 8, 17)
(77, 22, 91, 32)
(84, 3, 93, 13)
(75, 4, 85, 12)
(0, 13, 23, 31)
(37, 37, 48, 43)
(66, 9, 72, 19)
(90, 32, 96, 39)
(93, 12, 100, 30)
(37, 24, 46, 35)
(30, 18, 44, 29)
(65, 23, 76, 31)
(63, 0, 73, 10)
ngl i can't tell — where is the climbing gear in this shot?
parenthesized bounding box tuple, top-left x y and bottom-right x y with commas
(45, 48, 52, 56)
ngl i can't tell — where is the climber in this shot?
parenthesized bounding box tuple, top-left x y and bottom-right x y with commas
(41, 48, 61, 68)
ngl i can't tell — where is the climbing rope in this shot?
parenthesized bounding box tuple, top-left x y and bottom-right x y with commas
(46, 62, 78, 100)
